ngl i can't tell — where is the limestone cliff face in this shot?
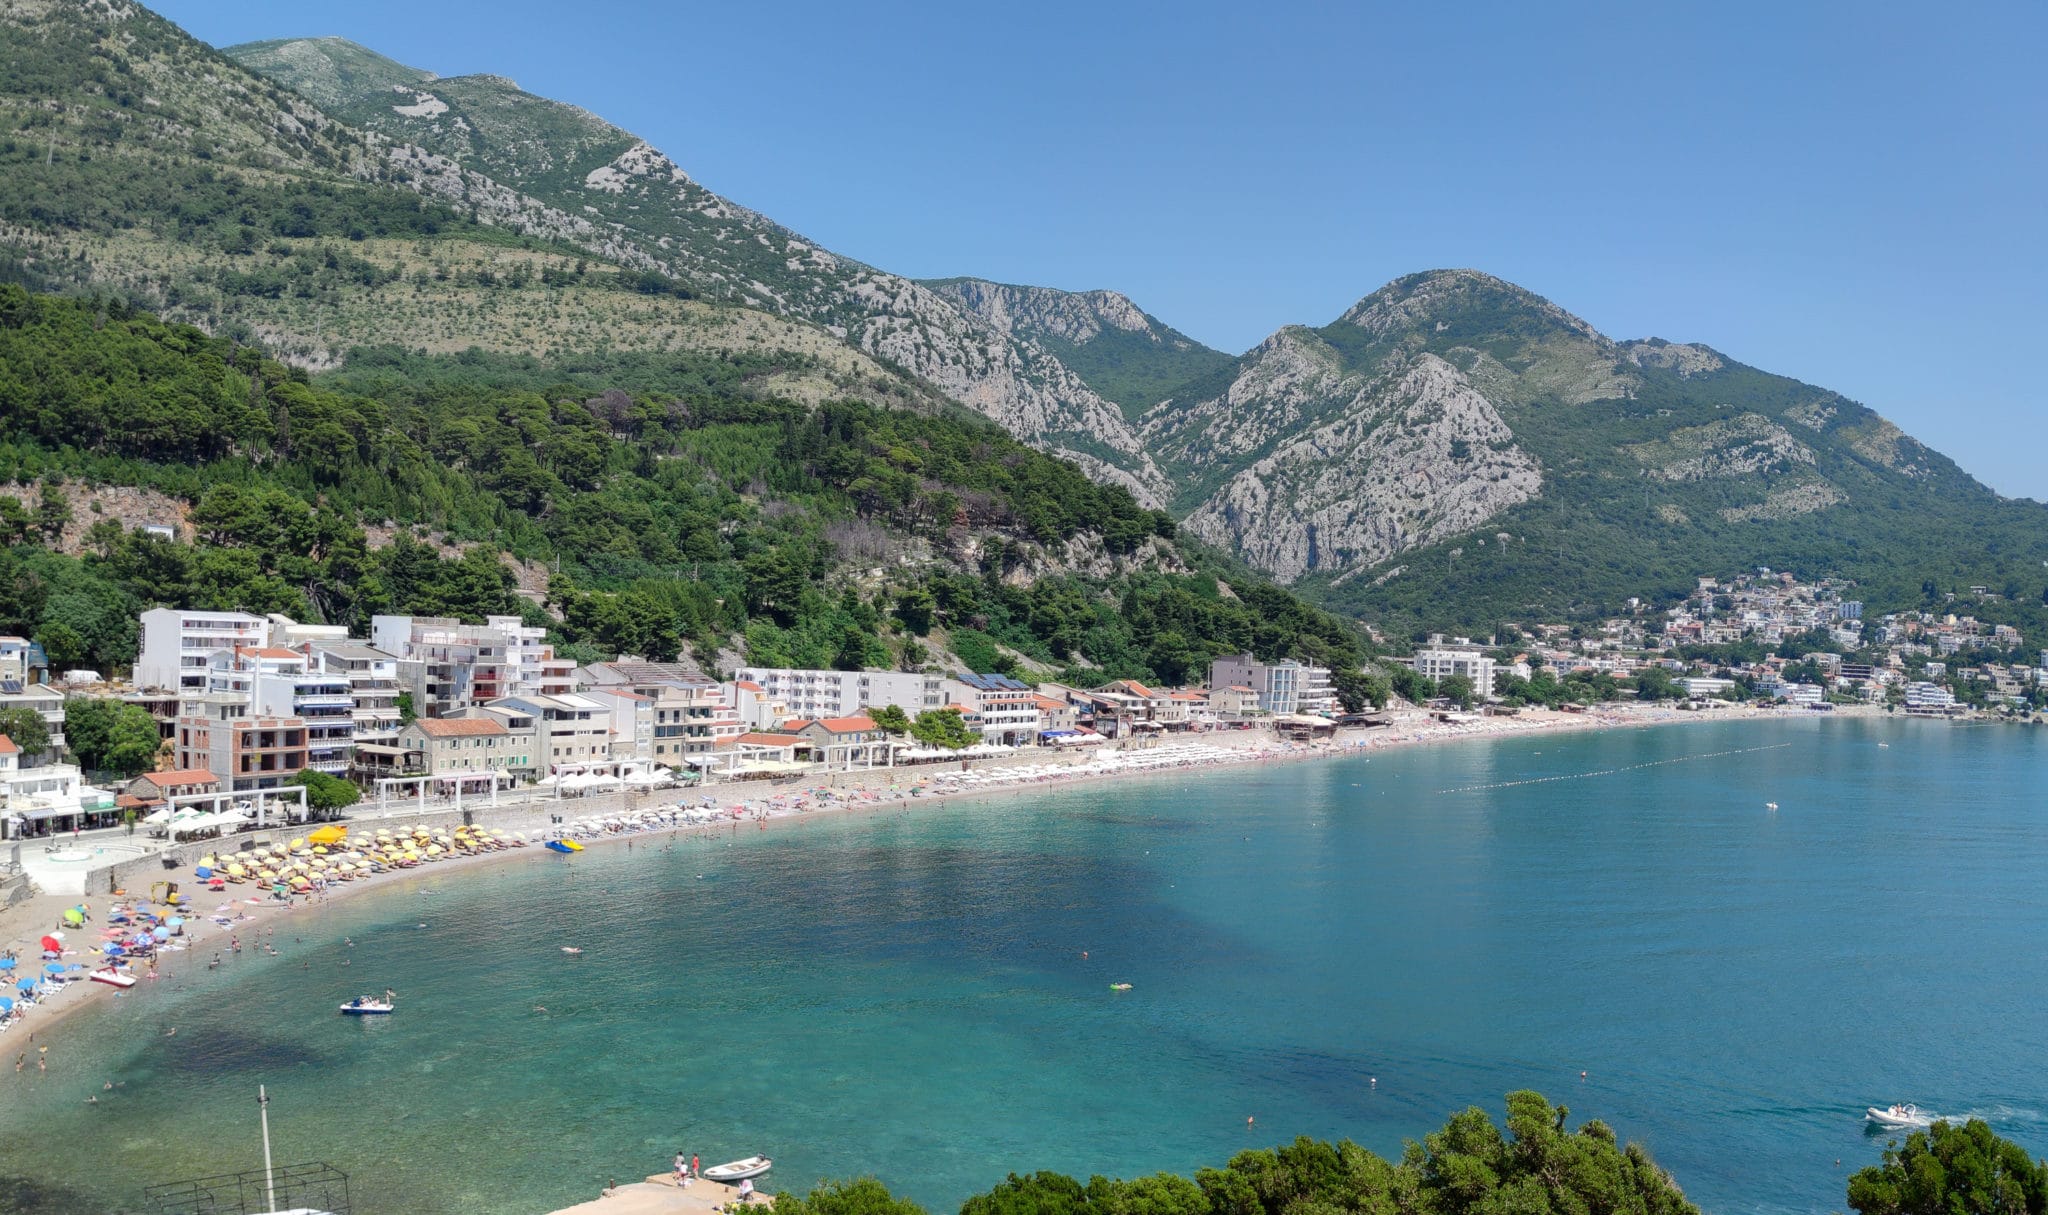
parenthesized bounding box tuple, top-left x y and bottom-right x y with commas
(1176, 353, 1541, 581)
(925, 280, 1160, 345)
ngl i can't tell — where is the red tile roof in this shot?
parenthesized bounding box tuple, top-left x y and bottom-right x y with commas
(140, 768, 219, 788)
(0, 735, 17, 755)
(723, 732, 804, 749)
(733, 680, 764, 692)
(413, 718, 509, 737)
(786, 716, 878, 734)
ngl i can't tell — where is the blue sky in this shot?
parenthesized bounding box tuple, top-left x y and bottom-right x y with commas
(155, 1, 2046, 499)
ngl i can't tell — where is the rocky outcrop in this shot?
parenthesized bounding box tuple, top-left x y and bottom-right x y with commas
(1627, 415, 1817, 481)
(926, 279, 1168, 346)
(1181, 354, 1541, 582)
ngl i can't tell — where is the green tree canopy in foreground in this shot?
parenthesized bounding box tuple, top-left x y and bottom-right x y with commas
(764, 1093, 1698, 1215)
(63, 696, 162, 778)
(0, 705, 50, 756)
(292, 768, 362, 818)
(1847, 1119, 2048, 1215)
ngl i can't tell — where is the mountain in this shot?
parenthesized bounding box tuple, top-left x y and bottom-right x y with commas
(6, 4, 2040, 638)
(218, 36, 1171, 501)
(920, 278, 1234, 421)
(0, 284, 1364, 686)
(1141, 270, 2048, 632)
(0, 0, 944, 412)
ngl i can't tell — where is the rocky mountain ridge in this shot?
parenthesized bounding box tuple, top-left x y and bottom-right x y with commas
(223, 36, 1173, 501)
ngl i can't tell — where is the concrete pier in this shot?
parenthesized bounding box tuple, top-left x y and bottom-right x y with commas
(549, 1176, 771, 1215)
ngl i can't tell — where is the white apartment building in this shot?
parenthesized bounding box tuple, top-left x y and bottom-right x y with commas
(944, 673, 1039, 745)
(735, 668, 946, 720)
(1904, 681, 1957, 713)
(1205, 654, 1334, 716)
(493, 615, 576, 696)
(309, 642, 405, 748)
(0, 635, 33, 685)
(1296, 662, 1340, 715)
(650, 685, 739, 763)
(0, 736, 100, 839)
(485, 693, 613, 770)
(372, 616, 507, 715)
(136, 608, 268, 692)
(725, 681, 790, 732)
(581, 688, 654, 760)
(1412, 635, 1498, 700)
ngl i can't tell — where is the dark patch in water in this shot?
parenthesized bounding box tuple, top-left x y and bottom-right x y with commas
(0, 1172, 109, 1215)
(155, 1028, 335, 1077)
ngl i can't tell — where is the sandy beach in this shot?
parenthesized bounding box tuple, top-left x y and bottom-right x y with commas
(0, 701, 1824, 1068)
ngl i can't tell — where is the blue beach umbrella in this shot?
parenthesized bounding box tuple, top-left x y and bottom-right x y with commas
(195, 866, 213, 879)
(104, 943, 125, 956)
(15, 978, 32, 994)
(152, 926, 170, 941)
(43, 962, 64, 976)
(0, 996, 13, 1014)
(0, 956, 15, 971)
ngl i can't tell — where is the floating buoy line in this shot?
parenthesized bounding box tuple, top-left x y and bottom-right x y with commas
(1434, 742, 1794, 795)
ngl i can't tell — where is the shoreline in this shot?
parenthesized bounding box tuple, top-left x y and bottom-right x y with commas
(0, 702, 1862, 1057)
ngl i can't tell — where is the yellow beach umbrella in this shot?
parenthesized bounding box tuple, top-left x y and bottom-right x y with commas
(308, 825, 348, 845)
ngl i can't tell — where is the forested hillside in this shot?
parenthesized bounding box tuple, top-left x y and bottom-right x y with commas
(0, 286, 1362, 684)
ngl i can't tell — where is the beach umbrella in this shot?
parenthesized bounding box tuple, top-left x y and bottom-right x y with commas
(42, 962, 65, 976)
(0, 996, 13, 1015)
(311, 846, 329, 856)
(17, 978, 35, 994)
(195, 866, 213, 879)
(309, 824, 348, 845)
(0, 958, 13, 971)
(152, 926, 170, 942)
(168, 917, 185, 932)
(103, 944, 125, 956)
(39, 935, 61, 954)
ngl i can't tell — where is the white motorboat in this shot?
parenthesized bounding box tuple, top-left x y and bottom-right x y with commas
(702, 1156, 773, 1183)
(1866, 1103, 1933, 1129)
(339, 998, 394, 1015)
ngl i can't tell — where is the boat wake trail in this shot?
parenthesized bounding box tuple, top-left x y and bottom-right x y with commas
(1435, 742, 1794, 795)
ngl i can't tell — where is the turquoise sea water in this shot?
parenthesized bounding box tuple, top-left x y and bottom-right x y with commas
(1, 717, 2044, 1214)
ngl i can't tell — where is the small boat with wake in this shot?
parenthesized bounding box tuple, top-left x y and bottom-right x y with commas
(1866, 1103, 1933, 1129)
(340, 992, 396, 1016)
(1109, 982, 1133, 992)
(702, 1156, 773, 1183)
